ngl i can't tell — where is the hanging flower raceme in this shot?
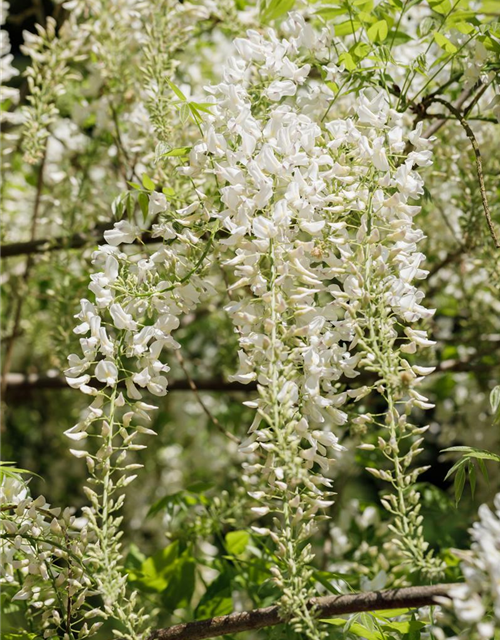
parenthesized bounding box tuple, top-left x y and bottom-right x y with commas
(317, 97, 444, 576)
(64, 185, 216, 636)
(178, 14, 444, 634)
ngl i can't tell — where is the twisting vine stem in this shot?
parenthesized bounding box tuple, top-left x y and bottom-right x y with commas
(429, 97, 500, 249)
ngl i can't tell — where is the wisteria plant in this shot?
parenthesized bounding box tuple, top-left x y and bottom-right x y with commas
(1, 0, 500, 639)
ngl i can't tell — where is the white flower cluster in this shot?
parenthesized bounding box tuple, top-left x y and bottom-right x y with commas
(63, 188, 214, 635)
(66, 206, 211, 404)
(448, 493, 500, 639)
(19, 15, 84, 164)
(178, 14, 442, 632)
(0, 476, 97, 638)
(1, 1, 20, 125)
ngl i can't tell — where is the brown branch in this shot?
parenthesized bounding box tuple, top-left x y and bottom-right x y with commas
(401, 82, 477, 160)
(420, 83, 477, 140)
(147, 583, 457, 640)
(0, 225, 109, 258)
(0, 373, 256, 394)
(5, 342, 497, 396)
(0, 222, 167, 259)
(462, 80, 493, 119)
(430, 97, 500, 249)
(420, 114, 497, 124)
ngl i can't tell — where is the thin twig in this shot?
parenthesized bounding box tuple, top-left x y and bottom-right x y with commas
(419, 82, 478, 140)
(174, 351, 241, 444)
(430, 97, 500, 249)
(109, 102, 139, 183)
(462, 79, 493, 119)
(147, 583, 458, 640)
(420, 114, 497, 124)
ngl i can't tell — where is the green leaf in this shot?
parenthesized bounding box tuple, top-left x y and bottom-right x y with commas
(129, 542, 195, 609)
(338, 51, 357, 71)
(124, 543, 146, 572)
(468, 460, 476, 498)
(127, 181, 142, 190)
(477, 457, 489, 482)
(442, 446, 500, 463)
(179, 103, 191, 123)
(381, 618, 425, 634)
(444, 457, 466, 481)
(195, 572, 233, 618)
(490, 385, 500, 415)
(162, 146, 191, 158)
(356, 0, 374, 10)
(482, 0, 500, 11)
(141, 174, 155, 191)
(321, 618, 346, 627)
(261, 0, 295, 22)
(433, 31, 457, 53)
(358, 11, 376, 24)
(191, 102, 215, 114)
(147, 492, 182, 518)
(188, 103, 204, 124)
(442, 446, 477, 453)
(327, 81, 339, 94)
(112, 193, 126, 220)
(315, 6, 346, 19)
(161, 555, 196, 611)
(335, 20, 362, 36)
(186, 480, 214, 494)
(0, 592, 23, 617)
(133, 541, 180, 593)
(0, 461, 41, 482)
(482, 34, 500, 55)
(225, 530, 250, 556)
(166, 79, 187, 101)
(454, 465, 466, 506)
(321, 620, 384, 640)
(138, 192, 149, 222)
(443, 548, 461, 567)
(406, 614, 423, 640)
(351, 42, 371, 60)
(313, 570, 345, 595)
(387, 29, 413, 45)
(367, 20, 389, 42)
(429, 0, 452, 15)
(372, 608, 411, 618)
(162, 186, 175, 197)
(453, 21, 475, 34)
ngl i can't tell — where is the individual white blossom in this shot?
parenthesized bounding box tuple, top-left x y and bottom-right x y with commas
(447, 493, 500, 637)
